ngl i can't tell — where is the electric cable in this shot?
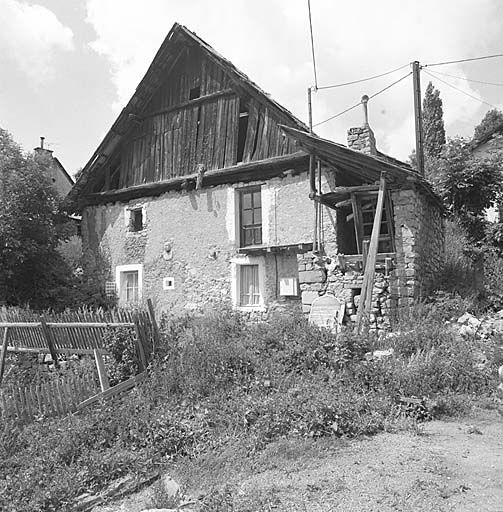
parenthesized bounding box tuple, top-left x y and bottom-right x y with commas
(317, 63, 409, 90)
(423, 69, 499, 109)
(424, 53, 503, 68)
(313, 71, 412, 128)
(425, 69, 503, 87)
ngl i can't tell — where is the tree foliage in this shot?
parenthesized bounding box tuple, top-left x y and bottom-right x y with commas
(432, 137, 503, 241)
(473, 109, 503, 141)
(423, 82, 446, 160)
(0, 128, 112, 309)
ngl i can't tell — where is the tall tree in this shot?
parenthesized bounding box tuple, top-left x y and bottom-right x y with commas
(473, 109, 503, 141)
(422, 82, 446, 159)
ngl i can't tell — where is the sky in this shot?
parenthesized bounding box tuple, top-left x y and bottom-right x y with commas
(1, 0, 503, 176)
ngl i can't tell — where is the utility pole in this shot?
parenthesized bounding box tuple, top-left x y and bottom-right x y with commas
(412, 61, 425, 176)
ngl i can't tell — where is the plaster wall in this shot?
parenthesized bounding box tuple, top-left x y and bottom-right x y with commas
(81, 171, 315, 315)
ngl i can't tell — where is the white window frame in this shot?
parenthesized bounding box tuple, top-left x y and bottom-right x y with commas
(231, 255, 266, 311)
(115, 264, 143, 305)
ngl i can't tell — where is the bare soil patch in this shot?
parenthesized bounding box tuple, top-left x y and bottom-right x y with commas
(95, 407, 503, 511)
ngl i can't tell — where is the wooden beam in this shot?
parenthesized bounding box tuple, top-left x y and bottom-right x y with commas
(356, 174, 387, 333)
(143, 89, 235, 119)
(147, 298, 161, 354)
(0, 327, 9, 387)
(94, 349, 110, 392)
(40, 316, 59, 369)
(85, 152, 309, 204)
(0, 322, 135, 329)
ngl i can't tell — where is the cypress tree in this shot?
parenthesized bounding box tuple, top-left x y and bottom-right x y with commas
(423, 82, 446, 159)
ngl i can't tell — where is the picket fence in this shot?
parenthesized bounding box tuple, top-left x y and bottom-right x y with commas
(0, 372, 99, 422)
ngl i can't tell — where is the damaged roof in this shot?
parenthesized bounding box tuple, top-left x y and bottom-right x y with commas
(280, 125, 443, 206)
(67, 22, 308, 208)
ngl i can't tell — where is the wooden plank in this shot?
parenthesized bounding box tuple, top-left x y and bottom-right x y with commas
(356, 174, 387, 333)
(133, 315, 148, 372)
(77, 372, 146, 411)
(0, 327, 9, 387)
(147, 299, 160, 354)
(94, 349, 110, 392)
(40, 316, 59, 369)
(350, 194, 363, 254)
(243, 100, 259, 163)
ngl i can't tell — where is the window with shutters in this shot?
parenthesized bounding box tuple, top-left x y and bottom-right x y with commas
(239, 186, 262, 247)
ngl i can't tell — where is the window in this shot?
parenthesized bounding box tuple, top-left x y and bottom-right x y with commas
(240, 186, 262, 247)
(240, 265, 260, 306)
(130, 208, 143, 232)
(125, 205, 145, 232)
(189, 85, 201, 100)
(115, 264, 142, 305)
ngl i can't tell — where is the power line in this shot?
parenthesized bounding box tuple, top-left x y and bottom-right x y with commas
(307, 0, 318, 89)
(317, 63, 409, 90)
(313, 72, 412, 128)
(426, 69, 503, 87)
(424, 53, 503, 68)
(423, 69, 499, 109)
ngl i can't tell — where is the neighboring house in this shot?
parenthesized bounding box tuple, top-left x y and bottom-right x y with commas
(34, 137, 74, 199)
(469, 122, 503, 222)
(68, 23, 444, 330)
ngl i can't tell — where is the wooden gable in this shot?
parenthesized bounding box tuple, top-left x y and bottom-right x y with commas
(93, 45, 299, 193)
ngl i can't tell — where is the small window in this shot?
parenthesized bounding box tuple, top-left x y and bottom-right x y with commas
(239, 187, 262, 247)
(121, 271, 139, 303)
(240, 265, 260, 306)
(189, 85, 201, 100)
(116, 264, 142, 305)
(130, 208, 143, 232)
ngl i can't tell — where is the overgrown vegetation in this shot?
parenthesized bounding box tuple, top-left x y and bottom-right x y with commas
(0, 127, 113, 310)
(1, 302, 500, 511)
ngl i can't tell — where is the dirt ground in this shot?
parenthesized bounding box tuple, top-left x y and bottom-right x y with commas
(96, 407, 503, 512)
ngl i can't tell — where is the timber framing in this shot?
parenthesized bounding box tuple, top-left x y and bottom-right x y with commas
(67, 23, 309, 212)
(85, 152, 309, 205)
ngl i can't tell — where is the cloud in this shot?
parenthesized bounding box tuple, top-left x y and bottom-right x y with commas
(0, 0, 74, 81)
(84, 0, 503, 158)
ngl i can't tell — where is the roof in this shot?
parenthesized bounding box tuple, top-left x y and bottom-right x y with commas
(468, 121, 503, 151)
(279, 125, 443, 206)
(67, 23, 308, 208)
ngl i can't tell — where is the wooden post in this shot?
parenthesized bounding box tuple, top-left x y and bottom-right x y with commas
(362, 240, 370, 272)
(147, 298, 161, 354)
(40, 316, 59, 368)
(356, 174, 387, 333)
(0, 327, 9, 387)
(133, 314, 148, 372)
(412, 61, 425, 176)
(93, 349, 110, 392)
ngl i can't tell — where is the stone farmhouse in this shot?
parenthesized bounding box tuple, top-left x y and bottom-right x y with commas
(68, 23, 444, 329)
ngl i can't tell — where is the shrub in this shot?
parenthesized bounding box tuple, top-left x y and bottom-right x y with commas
(102, 327, 139, 385)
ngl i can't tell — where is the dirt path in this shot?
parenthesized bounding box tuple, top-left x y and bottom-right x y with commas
(95, 408, 503, 511)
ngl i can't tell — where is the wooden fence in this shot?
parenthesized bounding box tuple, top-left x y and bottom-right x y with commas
(0, 372, 99, 422)
(0, 302, 161, 424)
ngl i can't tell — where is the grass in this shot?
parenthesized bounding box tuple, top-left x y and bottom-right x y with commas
(0, 300, 500, 512)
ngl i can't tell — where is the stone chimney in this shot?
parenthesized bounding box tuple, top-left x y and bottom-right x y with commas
(34, 136, 54, 160)
(347, 95, 377, 156)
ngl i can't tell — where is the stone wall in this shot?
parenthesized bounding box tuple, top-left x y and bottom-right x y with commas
(298, 185, 444, 331)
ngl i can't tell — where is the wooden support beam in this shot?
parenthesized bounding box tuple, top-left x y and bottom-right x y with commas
(0, 327, 9, 388)
(133, 315, 148, 372)
(147, 299, 161, 354)
(40, 316, 59, 368)
(94, 349, 110, 392)
(356, 174, 387, 334)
